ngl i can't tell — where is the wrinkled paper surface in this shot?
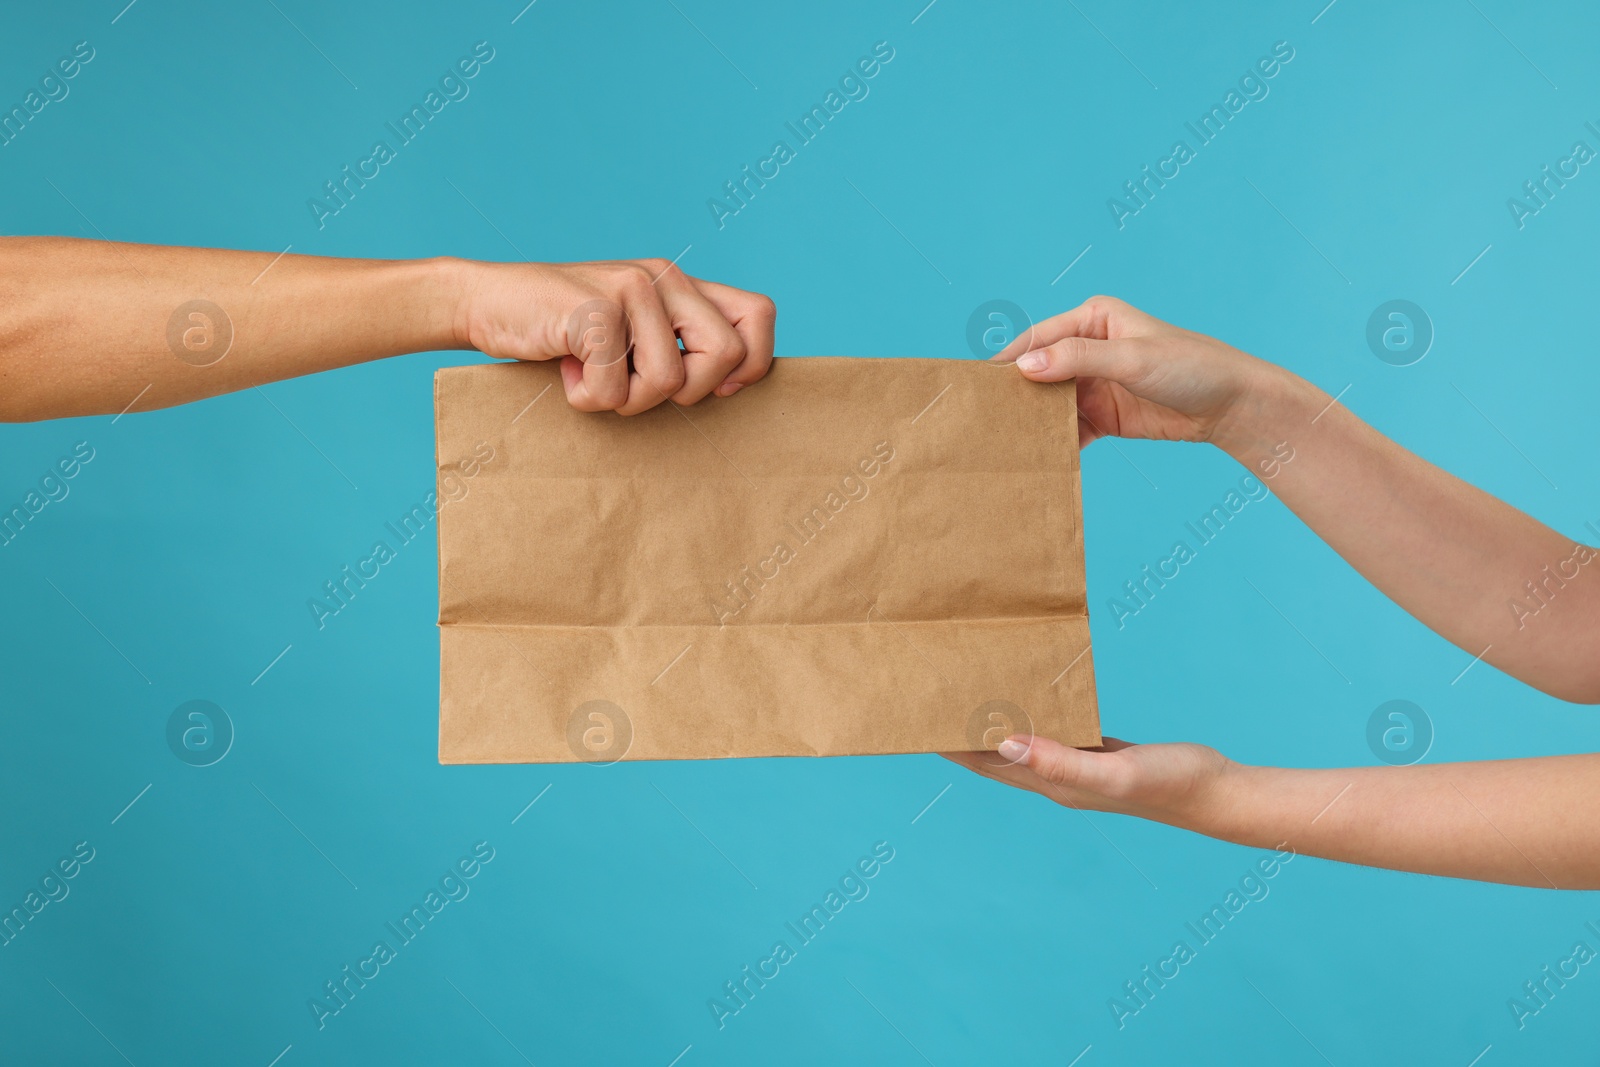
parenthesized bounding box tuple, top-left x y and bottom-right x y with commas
(435, 357, 1099, 763)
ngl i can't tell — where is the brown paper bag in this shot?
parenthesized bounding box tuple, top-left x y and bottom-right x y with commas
(434, 356, 1099, 764)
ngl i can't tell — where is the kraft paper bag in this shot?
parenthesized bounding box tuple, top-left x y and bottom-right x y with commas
(434, 356, 1099, 764)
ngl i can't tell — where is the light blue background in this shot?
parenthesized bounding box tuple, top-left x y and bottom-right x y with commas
(2, 1, 1597, 1063)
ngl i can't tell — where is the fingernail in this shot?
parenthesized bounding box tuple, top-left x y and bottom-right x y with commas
(717, 382, 743, 397)
(1016, 351, 1048, 372)
(997, 739, 1029, 762)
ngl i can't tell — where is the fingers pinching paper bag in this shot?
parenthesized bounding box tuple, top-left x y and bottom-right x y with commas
(434, 357, 1099, 763)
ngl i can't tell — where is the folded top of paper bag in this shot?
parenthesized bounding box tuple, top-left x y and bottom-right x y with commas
(435, 356, 1099, 763)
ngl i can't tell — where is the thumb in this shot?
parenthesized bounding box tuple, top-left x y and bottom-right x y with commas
(1013, 335, 1147, 387)
(997, 734, 1094, 789)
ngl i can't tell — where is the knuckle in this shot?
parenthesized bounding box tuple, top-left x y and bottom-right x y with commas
(1052, 335, 1092, 367)
(585, 373, 628, 407)
(739, 349, 774, 381)
(746, 293, 777, 323)
(669, 381, 703, 406)
(574, 303, 626, 346)
(644, 362, 687, 397)
(713, 334, 747, 368)
(1035, 753, 1072, 788)
(615, 266, 656, 300)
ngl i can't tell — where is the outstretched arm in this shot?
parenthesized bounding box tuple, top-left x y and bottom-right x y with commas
(994, 296, 1600, 703)
(0, 236, 775, 422)
(947, 737, 1600, 890)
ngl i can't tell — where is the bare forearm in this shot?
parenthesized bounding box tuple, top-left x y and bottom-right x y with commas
(1220, 368, 1600, 702)
(0, 237, 465, 421)
(1181, 754, 1600, 889)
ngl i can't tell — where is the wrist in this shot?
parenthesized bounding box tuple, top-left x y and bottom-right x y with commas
(359, 254, 482, 355)
(450, 257, 490, 352)
(1158, 754, 1252, 838)
(1211, 363, 1327, 472)
(417, 255, 483, 352)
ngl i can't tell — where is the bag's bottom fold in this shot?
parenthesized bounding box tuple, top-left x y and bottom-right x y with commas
(439, 615, 1099, 763)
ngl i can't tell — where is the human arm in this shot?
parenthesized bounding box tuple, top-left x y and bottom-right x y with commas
(946, 736, 1600, 889)
(993, 296, 1600, 703)
(0, 236, 775, 422)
